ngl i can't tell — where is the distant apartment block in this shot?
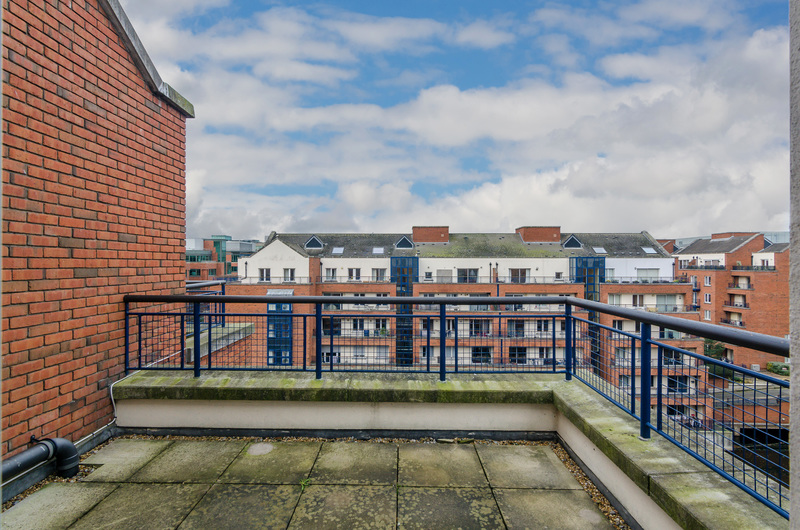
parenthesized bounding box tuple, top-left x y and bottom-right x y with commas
(673, 232, 790, 370)
(186, 235, 260, 280)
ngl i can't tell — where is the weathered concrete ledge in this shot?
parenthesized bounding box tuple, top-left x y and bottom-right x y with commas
(113, 371, 787, 529)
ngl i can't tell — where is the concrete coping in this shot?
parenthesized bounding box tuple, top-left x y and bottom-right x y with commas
(113, 371, 787, 529)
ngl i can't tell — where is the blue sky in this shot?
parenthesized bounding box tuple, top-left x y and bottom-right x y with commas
(120, 0, 789, 239)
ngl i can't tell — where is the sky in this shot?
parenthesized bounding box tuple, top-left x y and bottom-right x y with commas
(118, 0, 790, 241)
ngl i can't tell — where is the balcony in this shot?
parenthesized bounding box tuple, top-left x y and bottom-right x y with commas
(121, 293, 789, 519)
(720, 318, 746, 328)
(732, 265, 776, 271)
(723, 301, 750, 310)
(728, 282, 753, 290)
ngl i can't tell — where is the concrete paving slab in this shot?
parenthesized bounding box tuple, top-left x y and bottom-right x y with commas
(69, 483, 209, 530)
(289, 485, 396, 529)
(494, 489, 613, 529)
(178, 484, 300, 529)
(398, 487, 504, 529)
(82, 439, 172, 482)
(129, 440, 246, 483)
(398, 443, 487, 487)
(219, 441, 321, 484)
(310, 442, 397, 485)
(1, 483, 117, 530)
(476, 444, 582, 489)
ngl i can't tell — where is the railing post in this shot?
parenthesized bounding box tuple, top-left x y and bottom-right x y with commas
(137, 314, 143, 370)
(426, 316, 431, 373)
(180, 314, 185, 370)
(220, 282, 226, 327)
(315, 304, 322, 379)
(124, 301, 130, 374)
(439, 304, 446, 382)
(551, 315, 557, 371)
(193, 301, 201, 378)
(656, 345, 663, 432)
(629, 335, 636, 415)
(564, 304, 572, 381)
(453, 316, 459, 373)
(640, 323, 652, 439)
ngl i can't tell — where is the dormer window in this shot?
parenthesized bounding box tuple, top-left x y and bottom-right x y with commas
(395, 236, 413, 249)
(332, 247, 344, 255)
(642, 247, 657, 254)
(563, 235, 582, 248)
(304, 235, 323, 249)
(592, 247, 607, 254)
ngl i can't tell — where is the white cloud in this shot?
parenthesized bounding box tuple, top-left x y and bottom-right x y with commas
(453, 20, 515, 48)
(118, 2, 789, 239)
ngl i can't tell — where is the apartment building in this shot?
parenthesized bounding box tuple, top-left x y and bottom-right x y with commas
(674, 233, 790, 370)
(186, 235, 260, 280)
(233, 226, 697, 375)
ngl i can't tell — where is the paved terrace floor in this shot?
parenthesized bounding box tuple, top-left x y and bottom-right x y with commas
(3, 437, 616, 529)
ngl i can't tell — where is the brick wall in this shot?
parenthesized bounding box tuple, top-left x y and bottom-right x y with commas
(412, 226, 449, 243)
(515, 226, 561, 243)
(2, 0, 189, 455)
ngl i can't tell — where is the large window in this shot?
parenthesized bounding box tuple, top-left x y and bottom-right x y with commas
(704, 276, 712, 286)
(508, 347, 527, 364)
(325, 268, 336, 281)
(372, 268, 386, 282)
(608, 294, 621, 306)
(283, 268, 295, 282)
(507, 320, 525, 337)
(348, 268, 361, 281)
(667, 376, 689, 394)
(704, 293, 711, 304)
(259, 268, 271, 282)
(631, 294, 644, 307)
(352, 318, 364, 331)
(469, 319, 490, 337)
(509, 269, 528, 283)
(322, 318, 341, 336)
(457, 268, 478, 283)
(471, 347, 491, 364)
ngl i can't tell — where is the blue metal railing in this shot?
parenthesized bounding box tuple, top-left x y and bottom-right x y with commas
(123, 293, 790, 518)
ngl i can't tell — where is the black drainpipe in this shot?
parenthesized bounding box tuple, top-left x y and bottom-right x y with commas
(2, 437, 80, 482)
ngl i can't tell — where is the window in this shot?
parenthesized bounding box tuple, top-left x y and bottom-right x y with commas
(424, 271, 433, 281)
(321, 347, 340, 364)
(470, 293, 489, 311)
(471, 347, 491, 364)
(323, 293, 341, 310)
(605, 268, 615, 280)
(375, 293, 389, 307)
(189, 269, 201, 277)
(372, 247, 384, 255)
(332, 247, 344, 254)
(619, 375, 630, 388)
(352, 318, 364, 331)
(554, 271, 563, 280)
(704, 276, 711, 286)
(510, 269, 528, 283)
(667, 376, 689, 394)
(507, 320, 525, 337)
(637, 268, 658, 281)
(268, 350, 291, 365)
(680, 260, 690, 269)
(283, 268, 295, 282)
(612, 320, 623, 331)
(325, 268, 336, 281)
(258, 268, 270, 282)
(305, 236, 323, 249)
(321, 318, 341, 336)
(509, 347, 527, 364)
(664, 350, 683, 365)
(656, 294, 677, 312)
(457, 268, 478, 283)
(469, 319, 490, 337)
(372, 268, 386, 282)
(704, 310, 711, 321)
(536, 320, 549, 335)
(704, 293, 711, 304)
(631, 295, 644, 307)
(505, 294, 524, 311)
(348, 268, 361, 281)
(593, 247, 607, 254)
(642, 247, 657, 254)
(374, 319, 388, 333)
(608, 294, 621, 306)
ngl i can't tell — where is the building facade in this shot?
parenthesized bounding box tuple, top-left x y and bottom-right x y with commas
(186, 235, 260, 280)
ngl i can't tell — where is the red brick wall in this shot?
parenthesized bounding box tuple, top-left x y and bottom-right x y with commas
(515, 226, 561, 242)
(2, 0, 188, 456)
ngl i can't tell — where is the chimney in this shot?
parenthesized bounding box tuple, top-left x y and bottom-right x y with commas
(412, 226, 449, 243)
(515, 226, 561, 243)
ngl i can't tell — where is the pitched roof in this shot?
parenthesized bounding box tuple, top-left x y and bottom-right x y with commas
(263, 231, 671, 259)
(758, 243, 790, 253)
(98, 0, 194, 117)
(674, 235, 757, 255)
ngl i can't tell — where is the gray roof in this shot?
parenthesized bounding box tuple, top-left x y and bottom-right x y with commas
(274, 233, 417, 259)
(758, 243, 790, 254)
(263, 231, 670, 259)
(675, 235, 757, 255)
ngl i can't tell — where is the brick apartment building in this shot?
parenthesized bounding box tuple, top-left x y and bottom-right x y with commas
(674, 232, 790, 370)
(2, 0, 192, 456)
